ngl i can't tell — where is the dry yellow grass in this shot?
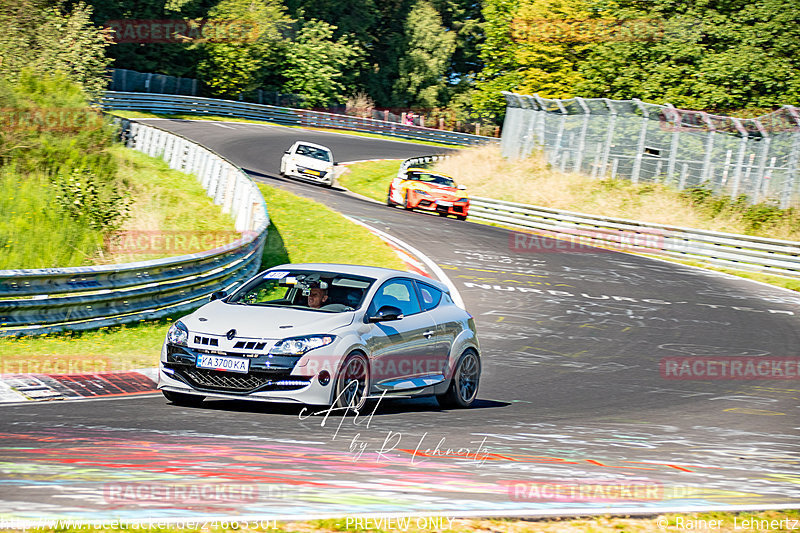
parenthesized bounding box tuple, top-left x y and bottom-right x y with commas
(432, 145, 800, 241)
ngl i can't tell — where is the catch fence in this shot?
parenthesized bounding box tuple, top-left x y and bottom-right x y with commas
(501, 92, 800, 208)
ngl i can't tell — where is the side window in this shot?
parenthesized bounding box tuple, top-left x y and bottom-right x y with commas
(370, 279, 422, 316)
(417, 282, 443, 311)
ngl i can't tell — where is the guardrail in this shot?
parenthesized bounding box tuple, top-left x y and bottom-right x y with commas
(468, 197, 800, 278)
(101, 91, 497, 147)
(0, 119, 269, 337)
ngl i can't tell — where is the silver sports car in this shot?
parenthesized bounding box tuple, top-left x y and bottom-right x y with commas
(158, 264, 481, 410)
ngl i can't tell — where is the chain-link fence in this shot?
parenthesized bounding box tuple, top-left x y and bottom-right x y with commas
(501, 91, 800, 208)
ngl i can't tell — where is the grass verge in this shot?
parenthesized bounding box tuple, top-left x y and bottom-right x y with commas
(0, 184, 406, 370)
(339, 155, 800, 293)
(0, 146, 235, 269)
(337, 160, 403, 203)
(432, 145, 800, 241)
(108, 110, 458, 148)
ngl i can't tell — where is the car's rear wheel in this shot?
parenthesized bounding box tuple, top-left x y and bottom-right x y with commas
(456, 214, 467, 221)
(335, 352, 370, 411)
(437, 349, 480, 408)
(438, 212, 448, 217)
(163, 390, 205, 407)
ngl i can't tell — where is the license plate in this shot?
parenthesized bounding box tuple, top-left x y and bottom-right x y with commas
(438, 201, 453, 207)
(197, 355, 249, 373)
(304, 169, 320, 176)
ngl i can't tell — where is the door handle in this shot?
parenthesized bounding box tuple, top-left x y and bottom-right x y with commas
(423, 330, 435, 338)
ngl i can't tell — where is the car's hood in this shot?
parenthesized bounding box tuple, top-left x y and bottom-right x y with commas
(183, 301, 355, 339)
(294, 155, 331, 171)
(412, 182, 465, 200)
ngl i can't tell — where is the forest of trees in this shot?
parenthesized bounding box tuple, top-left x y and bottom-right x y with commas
(2, 0, 798, 124)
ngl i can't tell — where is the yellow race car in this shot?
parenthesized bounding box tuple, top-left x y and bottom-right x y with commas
(386, 168, 469, 220)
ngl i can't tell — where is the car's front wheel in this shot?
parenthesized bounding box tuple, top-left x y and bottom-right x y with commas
(437, 349, 480, 408)
(335, 352, 370, 411)
(163, 390, 205, 407)
(386, 189, 395, 206)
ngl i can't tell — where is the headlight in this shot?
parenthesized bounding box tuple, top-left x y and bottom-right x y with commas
(270, 335, 335, 355)
(413, 189, 431, 196)
(167, 321, 189, 346)
(457, 198, 469, 202)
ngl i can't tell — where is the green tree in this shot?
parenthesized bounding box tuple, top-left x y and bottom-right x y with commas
(473, 0, 602, 116)
(87, 0, 216, 79)
(472, 0, 523, 116)
(0, 0, 112, 97)
(576, 0, 800, 111)
(280, 19, 362, 107)
(197, 0, 291, 98)
(392, 0, 456, 108)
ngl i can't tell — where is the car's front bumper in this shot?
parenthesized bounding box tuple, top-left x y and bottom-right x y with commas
(413, 197, 469, 217)
(287, 165, 332, 185)
(158, 362, 334, 405)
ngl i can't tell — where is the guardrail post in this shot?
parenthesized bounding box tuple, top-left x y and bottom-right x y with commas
(664, 104, 681, 185)
(700, 113, 716, 184)
(754, 120, 770, 203)
(631, 99, 649, 184)
(730, 118, 749, 199)
(600, 99, 618, 178)
(574, 97, 591, 174)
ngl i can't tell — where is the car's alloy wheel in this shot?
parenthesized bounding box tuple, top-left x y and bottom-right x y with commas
(163, 390, 205, 407)
(386, 189, 395, 206)
(437, 350, 480, 408)
(456, 214, 467, 221)
(335, 352, 370, 410)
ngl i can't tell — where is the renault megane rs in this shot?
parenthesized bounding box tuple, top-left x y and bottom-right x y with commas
(159, 264, 481, 411)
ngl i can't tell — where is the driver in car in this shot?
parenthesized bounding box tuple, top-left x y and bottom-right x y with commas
(307, 286, 329, 308)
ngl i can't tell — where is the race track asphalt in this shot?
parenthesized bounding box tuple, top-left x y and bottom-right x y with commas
(1, 119, 798, 522)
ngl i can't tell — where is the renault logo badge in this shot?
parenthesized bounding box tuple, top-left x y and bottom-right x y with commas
(226, 329, 237, 340)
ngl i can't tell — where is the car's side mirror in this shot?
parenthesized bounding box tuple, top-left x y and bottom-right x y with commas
(457, 184, 467, 190)
(334, 161, 340, 166)
(210, 290, 228, 302)
(284, 150, 290, 154)
(368, 305, 404, 322)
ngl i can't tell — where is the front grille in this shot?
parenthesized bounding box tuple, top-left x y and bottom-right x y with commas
(193, 335, 219, 347)
(168, 364, 311, 393)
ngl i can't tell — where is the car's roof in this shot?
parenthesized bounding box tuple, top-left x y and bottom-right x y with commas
(293, 141, 332, 152)
(263, 263, 449, 291)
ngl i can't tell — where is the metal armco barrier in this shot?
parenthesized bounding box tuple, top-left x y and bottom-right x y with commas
(0, 119, 269, 336)
(101, 92, 497, 147)
(469, 197, 800, 278)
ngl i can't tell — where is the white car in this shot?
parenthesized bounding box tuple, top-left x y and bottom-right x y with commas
(158, 264, 481, 411)
(279, 141, 337, 187)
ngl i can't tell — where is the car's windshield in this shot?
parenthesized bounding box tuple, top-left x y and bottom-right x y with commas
(296, 145, 332, 162)
(408, 172, 456, 188)
(228, 270, 374, 312)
